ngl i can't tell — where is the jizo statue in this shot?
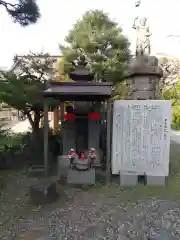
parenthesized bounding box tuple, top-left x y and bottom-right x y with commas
(133, 16, 151, 56)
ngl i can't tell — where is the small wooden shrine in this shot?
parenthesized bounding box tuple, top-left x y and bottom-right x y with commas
(43, 56, 113, 183)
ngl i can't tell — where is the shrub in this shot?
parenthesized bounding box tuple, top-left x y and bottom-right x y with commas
(162, 81, 180, 130)
(0, 131, 28, 169)
(0, 124, 63, 170)
(171, 105, 180, 130)
(19, 128, 62, 167)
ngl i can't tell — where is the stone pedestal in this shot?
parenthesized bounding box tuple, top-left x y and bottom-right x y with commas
(58, 155, 70, 179)
(146, 175, 166, 186)
(120, 56, 166, 186)
(29, 177, 58, 205)
(67, 168, 95, 185)
(125, 55, 162, 100)
(120, 171, 138, 186)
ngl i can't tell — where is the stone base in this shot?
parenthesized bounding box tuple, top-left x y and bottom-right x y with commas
(120, 171, 138, 186)
(29, 177, 58, 205)
(58, 155, 70, 179)
(146, 175, 166, 186)
(67, 168, 95, 185)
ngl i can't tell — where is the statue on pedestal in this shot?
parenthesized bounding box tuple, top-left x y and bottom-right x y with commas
(133, 16, 151, 56)
(133, 0, 151, 56)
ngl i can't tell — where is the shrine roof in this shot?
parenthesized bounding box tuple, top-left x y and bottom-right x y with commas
(44, 81, 112, 101)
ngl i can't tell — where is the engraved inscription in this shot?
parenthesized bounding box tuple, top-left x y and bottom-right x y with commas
(112, 100, 171, 176)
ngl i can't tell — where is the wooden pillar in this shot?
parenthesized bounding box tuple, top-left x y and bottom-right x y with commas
(53, 107, 59, 130)
(106, 101, 112, 184)
(60, 102, 64, 122)
(44, 99, 49, 178)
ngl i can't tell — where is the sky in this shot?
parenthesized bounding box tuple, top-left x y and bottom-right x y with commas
(1, 0, 180, 68)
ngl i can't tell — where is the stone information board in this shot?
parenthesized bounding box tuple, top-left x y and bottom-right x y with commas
(112, 100, 172, 176)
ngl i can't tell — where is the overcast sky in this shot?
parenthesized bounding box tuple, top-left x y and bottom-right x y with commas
(0, 0, 180, 68)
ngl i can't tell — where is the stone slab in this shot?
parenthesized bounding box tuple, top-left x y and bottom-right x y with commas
(120, 172, 138, 186)
(132, 77, 156, 91)
(146, 175, 166, 186)
(112, 100, 171, 176)
(57, 155, 70, 179)
(125, 55, 162, 78)
(67, 168, 95, 184)
(29, 177, 58, 205)
(132, 90, 155, 99)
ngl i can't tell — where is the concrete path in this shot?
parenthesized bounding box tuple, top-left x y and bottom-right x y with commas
(171, 130, 180, 144)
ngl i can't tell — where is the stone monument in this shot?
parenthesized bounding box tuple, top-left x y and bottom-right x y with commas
(126, 0, 162, 100)
(116, 0, 171, 187)
(112, 100, 172, 186)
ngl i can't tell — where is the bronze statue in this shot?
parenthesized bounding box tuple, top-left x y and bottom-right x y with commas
(133, 16, 151, 56)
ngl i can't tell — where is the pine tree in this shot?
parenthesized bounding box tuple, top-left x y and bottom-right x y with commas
(0, 0, 40, 26)
(60, 10, 130, 83)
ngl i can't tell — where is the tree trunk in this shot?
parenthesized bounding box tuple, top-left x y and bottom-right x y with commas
(26, 110, 41, 133)
(32, 110, 41, 132)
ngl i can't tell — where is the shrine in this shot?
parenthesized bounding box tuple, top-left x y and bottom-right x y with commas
(43, 56, 113, 184)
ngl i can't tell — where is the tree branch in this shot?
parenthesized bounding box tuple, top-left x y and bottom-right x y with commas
(0, 1, 19, 10)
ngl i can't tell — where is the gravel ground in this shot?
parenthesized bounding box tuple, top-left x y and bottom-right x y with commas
(0, 171, 180, 240)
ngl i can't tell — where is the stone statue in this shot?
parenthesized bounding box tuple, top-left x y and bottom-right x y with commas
(133, 16, 151, 56)
(135, 0, 141, 7)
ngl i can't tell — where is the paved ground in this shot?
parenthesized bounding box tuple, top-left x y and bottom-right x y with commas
(171, 130, 180, 144)
(0, 121, 180, 239)
(0, 171, 179, 240)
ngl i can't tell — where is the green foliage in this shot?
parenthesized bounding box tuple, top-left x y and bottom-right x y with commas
(0, 52, 58, 132)
(111, 81, 130, 100)
(60, 10, 130, 83)
(54, 56, 73, 81)
(0, 123, 61, 169)
(0, 0, 40, 26)
(0, 128, 60, 169)
(162, 80, 180, 129)
(0, 126, 28, 169)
